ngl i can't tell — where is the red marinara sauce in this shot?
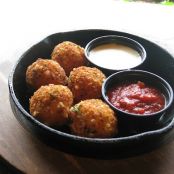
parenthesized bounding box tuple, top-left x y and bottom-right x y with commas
(107, 81, 165, 115)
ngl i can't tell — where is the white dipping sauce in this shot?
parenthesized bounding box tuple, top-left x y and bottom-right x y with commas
(89, 43, 142, 70)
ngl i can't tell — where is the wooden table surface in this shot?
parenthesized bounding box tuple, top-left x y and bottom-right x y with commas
(0, 1, 174, 173)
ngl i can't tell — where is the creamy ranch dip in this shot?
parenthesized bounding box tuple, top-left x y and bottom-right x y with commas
(89, 43, 142, 70)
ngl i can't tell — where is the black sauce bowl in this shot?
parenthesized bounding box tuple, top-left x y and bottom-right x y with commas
(85, 35, 147, 75)
(102, 70, 174, 134)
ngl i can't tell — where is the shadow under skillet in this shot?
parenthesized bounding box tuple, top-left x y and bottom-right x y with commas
(0, 156, 24, 174)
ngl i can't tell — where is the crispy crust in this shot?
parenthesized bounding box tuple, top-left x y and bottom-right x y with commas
(68, 66, 106, 103)
(69, 99, 118, 138)
(51, 41, 85, 75)
(30, 84, 73, 126)
(26, 59, 68, 89)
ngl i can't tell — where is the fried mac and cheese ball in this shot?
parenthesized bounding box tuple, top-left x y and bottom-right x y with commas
(26, 59, 67, 89)
(30, 84, 73, 126)
(69, 99, 118, 138)
(68, 66, 106, 103)
(51, 41, 85, 75)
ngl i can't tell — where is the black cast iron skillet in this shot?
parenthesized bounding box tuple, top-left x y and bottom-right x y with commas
(8, 29, 174, 158)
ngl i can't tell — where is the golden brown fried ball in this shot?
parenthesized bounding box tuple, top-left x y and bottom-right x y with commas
(68, 66, 106, 103)
(51, 41, 85, 75)
(26, 59, 68, 89)
(30, 84, 73, 126)
(69, 99, 118, 138)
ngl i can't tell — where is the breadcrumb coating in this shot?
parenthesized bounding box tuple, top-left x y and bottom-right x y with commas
(51, 41, 85, 75)
(30, 84, 73, 126)
(26, 59, 67, 89)
(68, 66, 106, 103)
(69, 99, 118, 138)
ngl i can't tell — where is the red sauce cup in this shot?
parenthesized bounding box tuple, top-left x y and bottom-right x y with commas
(102, 70, 173, 134)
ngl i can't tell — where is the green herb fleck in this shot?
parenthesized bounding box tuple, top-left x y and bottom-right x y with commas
(71, 104, 81, 114)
